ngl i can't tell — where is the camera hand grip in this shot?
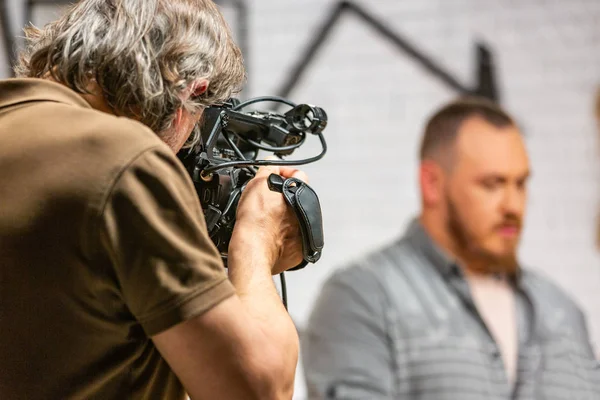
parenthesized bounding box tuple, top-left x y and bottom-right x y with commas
(268, 174, 324, 270)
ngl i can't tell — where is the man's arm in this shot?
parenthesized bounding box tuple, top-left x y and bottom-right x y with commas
(303, 266, 394, 399)
(151, 164, 306, 400)
(152, 292, 297, 400)
(97, 146, 305, 400)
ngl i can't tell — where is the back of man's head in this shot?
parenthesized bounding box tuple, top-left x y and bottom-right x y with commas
(419, 96, 516, 169)
(16, 0, 245, 134)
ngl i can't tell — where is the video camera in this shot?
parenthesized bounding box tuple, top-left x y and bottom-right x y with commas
(178, 96, 327, 271)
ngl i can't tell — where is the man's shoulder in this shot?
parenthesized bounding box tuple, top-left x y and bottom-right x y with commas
(521, 268, 586, 321)
(324, 238, 416, 292)
(0, 97, 178, 222)
(15, 98, 174, 184)
(35, 100, 164, 155)
(521, 269, 579, 304)
(0, 79, 164, 156)
(340, 236, 416, 270)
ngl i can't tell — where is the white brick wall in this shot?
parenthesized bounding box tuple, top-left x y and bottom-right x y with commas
(245, 1, 600, 398)
(2, 1, 600, 399)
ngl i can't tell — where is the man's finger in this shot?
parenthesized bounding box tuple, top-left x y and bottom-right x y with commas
(255, 156, 281, 178)
(254, 158, 309, 184)
(278, 165, 309, 184)
(278, 166, 297, 177)
(290, 169, 309, 184)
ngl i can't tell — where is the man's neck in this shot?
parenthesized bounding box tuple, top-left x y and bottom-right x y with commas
(43, 75, 114, 115)
(418, 212, 489, 276)
(80, 91, 114, 114)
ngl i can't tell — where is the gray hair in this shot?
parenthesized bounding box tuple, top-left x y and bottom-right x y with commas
(16, 0, 246, 135)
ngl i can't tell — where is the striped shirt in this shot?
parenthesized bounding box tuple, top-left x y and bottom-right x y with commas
(303, 219, 600, 399)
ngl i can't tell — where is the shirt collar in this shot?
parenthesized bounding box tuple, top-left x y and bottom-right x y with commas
(0, 78, 92, 111)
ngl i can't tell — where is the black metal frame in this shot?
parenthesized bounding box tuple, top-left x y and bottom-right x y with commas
(0, 0, 16, 73)
(275, 1, 500, 103)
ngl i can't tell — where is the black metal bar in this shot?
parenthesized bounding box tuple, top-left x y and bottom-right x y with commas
(1, 0, 17, 77)
(25, 0, 35, 30)
(276, 1, 348, 101)
(473, 42, 499, 102)
(346, 2, 471, 94)
(275, 0, 503, 103)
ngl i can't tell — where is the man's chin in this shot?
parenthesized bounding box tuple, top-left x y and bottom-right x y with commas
(473, 248, 519, 276)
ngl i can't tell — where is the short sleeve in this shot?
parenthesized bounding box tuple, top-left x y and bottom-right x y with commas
(97, 145, 234, 336)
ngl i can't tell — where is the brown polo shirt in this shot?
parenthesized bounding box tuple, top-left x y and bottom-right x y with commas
(0, 78, 235, 399)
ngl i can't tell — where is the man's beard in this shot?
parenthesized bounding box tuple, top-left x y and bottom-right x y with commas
(446, 196, 520, 278)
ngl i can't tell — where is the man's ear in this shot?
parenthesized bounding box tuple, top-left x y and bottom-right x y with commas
(192, 80, 209, 97)
(419, 160, 445, 207)
(179, 79, 210, 104)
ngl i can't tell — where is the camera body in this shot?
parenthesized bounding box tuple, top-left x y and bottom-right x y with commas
(178, 97, 327, 266)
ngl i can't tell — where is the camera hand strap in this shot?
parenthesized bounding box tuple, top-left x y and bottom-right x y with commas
(267, 174, 324, 270)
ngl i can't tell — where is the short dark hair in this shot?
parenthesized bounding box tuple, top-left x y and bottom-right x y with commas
(419, 96, 515, 163)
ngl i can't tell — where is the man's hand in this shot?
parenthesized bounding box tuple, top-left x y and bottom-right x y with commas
(230, 163, 309, 275)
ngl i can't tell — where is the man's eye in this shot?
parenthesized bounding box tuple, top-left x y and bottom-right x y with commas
(481, 180, 499, 190)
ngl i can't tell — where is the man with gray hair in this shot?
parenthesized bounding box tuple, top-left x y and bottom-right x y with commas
(0, 1, 305, 399)
(303, 97, 600, 399)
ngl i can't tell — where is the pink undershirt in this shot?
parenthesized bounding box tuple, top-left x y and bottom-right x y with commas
(466, 273, 518, 387)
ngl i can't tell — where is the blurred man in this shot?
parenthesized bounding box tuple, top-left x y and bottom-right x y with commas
(0, 1, 307, 399)
(304, 97, 600, 399)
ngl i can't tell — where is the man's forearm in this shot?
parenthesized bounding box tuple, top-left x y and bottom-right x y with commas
(228, 250, 293, 330)
(227, 230, 299, 395)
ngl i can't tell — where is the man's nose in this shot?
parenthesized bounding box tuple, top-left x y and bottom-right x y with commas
(501, 185, 524, 217)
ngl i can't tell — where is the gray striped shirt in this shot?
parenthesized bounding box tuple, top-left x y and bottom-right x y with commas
(303, 219, 600, 399)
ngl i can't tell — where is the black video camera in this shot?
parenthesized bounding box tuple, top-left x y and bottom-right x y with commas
(178, 96, 327, 269)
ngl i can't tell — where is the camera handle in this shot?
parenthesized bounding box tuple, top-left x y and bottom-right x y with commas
(267, 174, 324, 270)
